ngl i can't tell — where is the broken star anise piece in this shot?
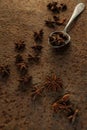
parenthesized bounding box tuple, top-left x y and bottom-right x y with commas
(18, 75, 32, 92)
(53, 15, 59, 22)
(52, 94, 72, 113)
(15, 40, 26, 51)
(56, 18, 66, 25)
(0, 65, 10, 79)
(45, 19, 56, 28)
(31, 44, 43, 54)
(16, 62, 28, 75)
(60, 3, 67, 12)
(44, 74, 63, 91)
(31, 86, 44, 100)
(68, 109, 79, 124)
(33, 29, 44, 43)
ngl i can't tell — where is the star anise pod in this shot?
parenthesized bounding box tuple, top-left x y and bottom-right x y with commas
(45, 19, 56, 28)
(28, 54, 40, 64)
(15, 54, 24, 64)
(31, 44, 43, 54)
(33, 29, 44, 43)
(18, 75, 32, 92)
(0, 65, 10, 79)
(15, 40, 26, 51)
(16, 62, 28, 75)
(44, 74, 63, 91)
(68, 109, 79, 124)
(56, 18, 66, 25)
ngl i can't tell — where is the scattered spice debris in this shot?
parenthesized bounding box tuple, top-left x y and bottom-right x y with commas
(33, 29, 44, 43)
(15, 40, 26, 52)
(49, 32, 68, 46)
(0, 65, 10, 80)
(18, 75, 32, 92)
(44, 74, 63, 91)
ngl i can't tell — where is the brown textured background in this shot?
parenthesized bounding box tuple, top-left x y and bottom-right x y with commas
(0, 0, 87, 130)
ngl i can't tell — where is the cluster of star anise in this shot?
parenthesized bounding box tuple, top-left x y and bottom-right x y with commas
(45, 2, 67, 28)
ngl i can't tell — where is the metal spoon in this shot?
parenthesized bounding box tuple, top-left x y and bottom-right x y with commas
(48, 3, 85, 49)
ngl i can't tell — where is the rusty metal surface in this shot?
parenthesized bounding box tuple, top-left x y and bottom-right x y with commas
(0, 0, 87, 130)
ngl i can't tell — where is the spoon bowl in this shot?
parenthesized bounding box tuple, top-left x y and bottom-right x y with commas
(48, 31, 71, 49)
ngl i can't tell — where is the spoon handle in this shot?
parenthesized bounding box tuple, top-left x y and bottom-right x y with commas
(63, 3, 85, 33)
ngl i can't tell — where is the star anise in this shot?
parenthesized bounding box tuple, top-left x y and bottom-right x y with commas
(33, 29, 44, 43)
(15, 40, 26, 51)
(15, 54, 24, 64)
(44, 74, 63, 91)
(18, 75, 32, 92)
(31, 44, 43, 54)
(45, 19, 56, 28)
(28, 54, 40, 64)
(0, 65, 10, 80)
(16, 62, 28, 75)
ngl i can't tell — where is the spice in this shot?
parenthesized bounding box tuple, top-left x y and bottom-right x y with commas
(44, 74, 63, 91)
(47, 2, 67, 13)
(0, 65, 10, 79)
(68, 109, 79, 124)
(60, 3, 67, 12)
(28, 54, 40, 64)
(53, 15, 59, 22)
(33, 29, 44, 43)
(18, 75, 32, 92)
(52, 94, 71, 113)
(31, 86, 44, 100)
(45, 17, 66, 28)
(15, 40, 25, 52)
(53, 16, 66, 25)
(31, 44, 43, 54)
(49, 32, 68, 46)
(15, 54, 24, 64)
(16, 62, 28, 75)
(45, 19, 56, 28)
(47, 2, 60, 13)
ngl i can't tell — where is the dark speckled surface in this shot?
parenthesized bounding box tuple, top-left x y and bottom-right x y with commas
(0, 0, 87, 130)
